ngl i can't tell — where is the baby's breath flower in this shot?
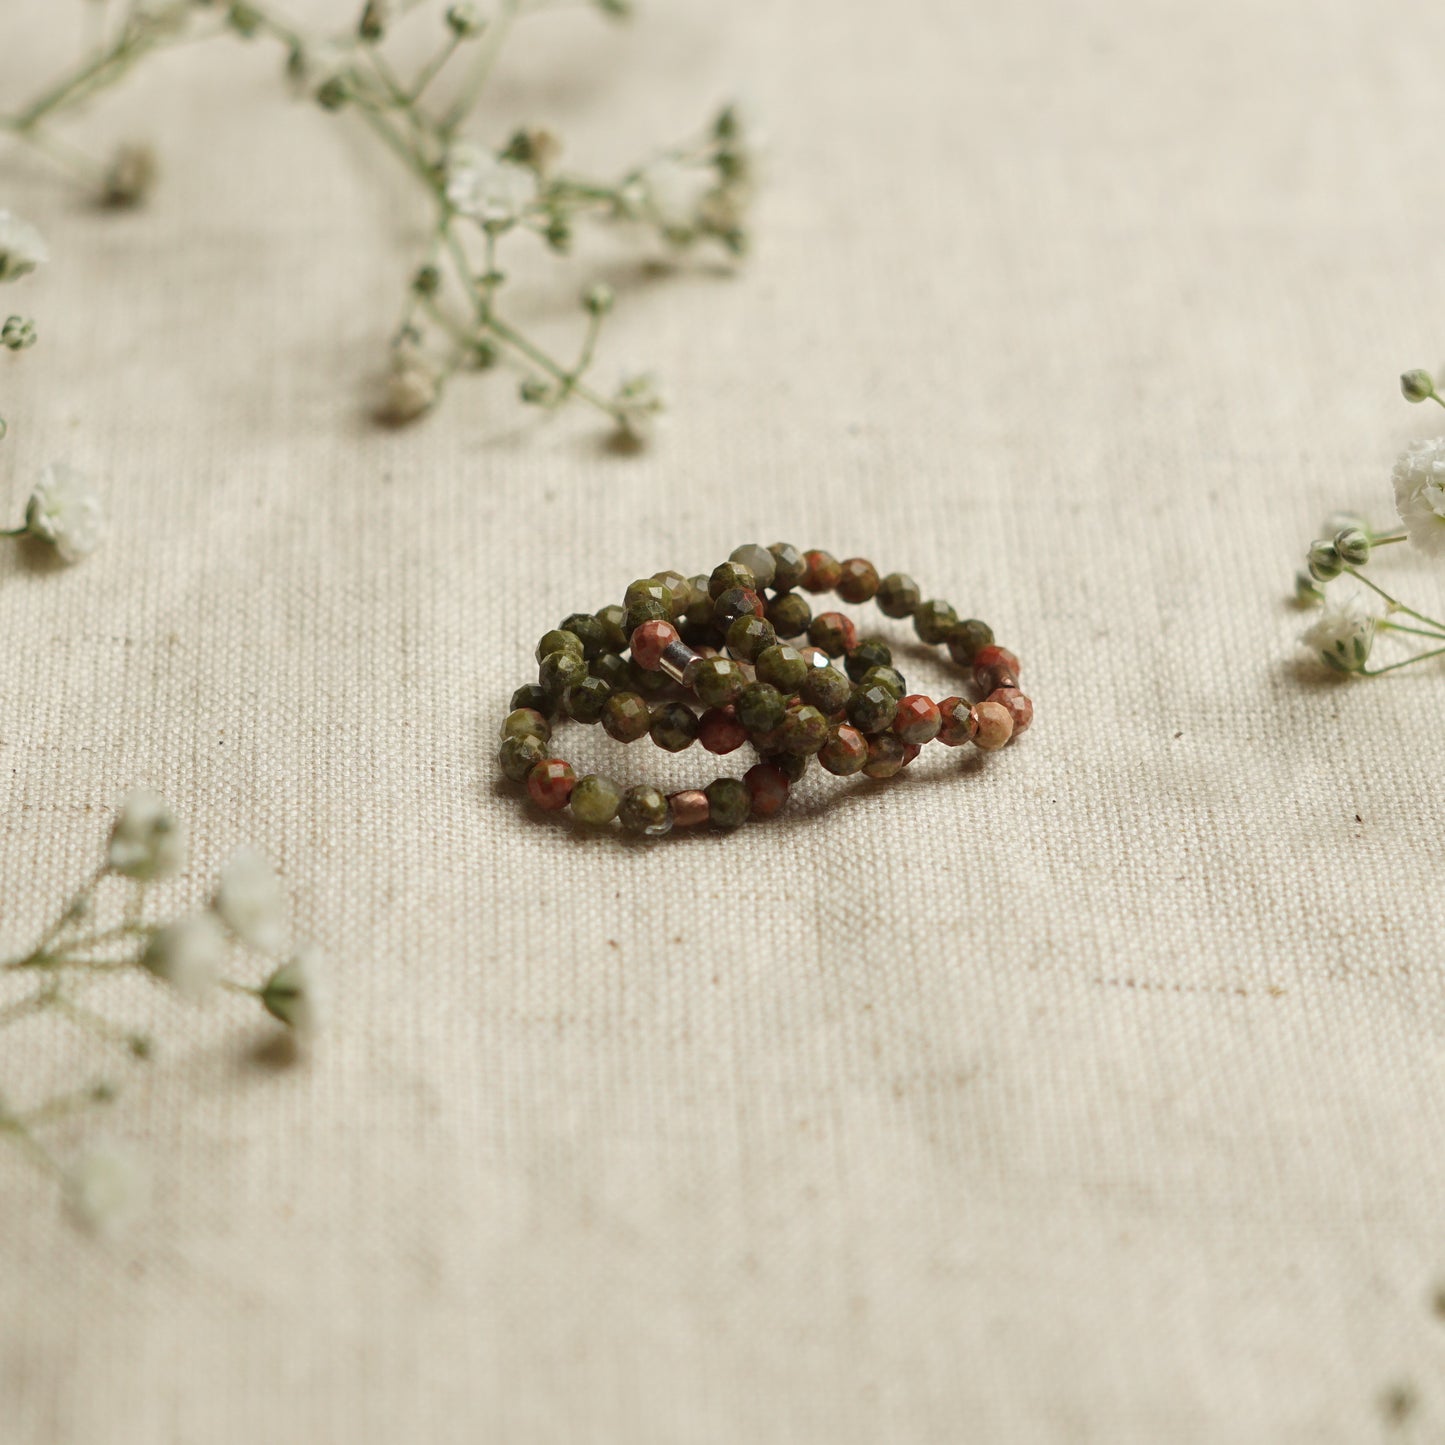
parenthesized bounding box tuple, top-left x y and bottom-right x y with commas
(613, 372, 665, 441)
(1402, 368, 1437, 404)
(1307, 538, 1343, 582)
(23, 462, 105, 563)
(103, 143, 157, 208)
(65, 1140, 148, 1234)
(583, 282, 614, 316)
(1334, 526, 1371, 566)
(2, 316, 36, 350)
(0, 211, 48, 282)
(261, 944, 325, 1035)
(378, 354, 438, 425)
(638, 157, 704, 236)
(1392, 438, 1445, 557)
(142, 913, 225, 1001)
(502, 128, 562, 177)
(1294, 570, 1324, 607)
(215, 846, 287, 953)
(1302, 596, 1377, 674)
(108, 790, 187, 879)
(446, 3, 484, 37)
(445, 147, 538, 226)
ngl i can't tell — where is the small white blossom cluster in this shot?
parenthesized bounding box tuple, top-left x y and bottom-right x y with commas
(1, 792, 326, 1231)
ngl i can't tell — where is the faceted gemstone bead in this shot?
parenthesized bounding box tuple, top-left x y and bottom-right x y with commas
(819, 725, 868, 776)
(685, 655, 747, 707)
(764, 750, 810, 783)
(801, 549, 842, 593)
(876, 572, 921, 619)
(801, 647, 832, 670)
(623, 595, 670, 635)
(893, 694, 942, 745)
(618, 784, 673, 837)
(708, 561, 756, 598)
(729, 543, 776, 588)
(499, 733, 545, 782)
(862, 734, 906, 778)
(683, 587, 717, 633)
(713, 586, 765, 630)
(535, 628, 583, 664)
(737, 681, 787, 734)
(847, 683, 898, 734)
(563, 676, 611, 724)
(836, 557, 880, 604)
(651, 570, 692, 618)
(628, 659, 671, 697)
(859, 664, 906, 699)
(988, 687, 1034, 738)
(755, 644, 808, 693)
(705, 777, 751, 829)
(913, 599, 959, 646)
(526, 757, 576, 810)
(698, 706, 749, 755)
(649, 702, 699, 752)
(974, 645, 1022, 693)
(631, 619, 680, 671)
(936, 696, 973, 746)
(570, 773, 623, 826)
(594, 604, 629, 652)
(501, 707, 551, 742)
(539, 650, 587, 696)
(946, 618, 994, 667)
(808, 611, 858, 657)
(668, 790, 710, 827)
(765, 591, 812, 639)
(781, 703, 829, 756)
(901, 743, 922, 766)
(726, 614, 776, 662)
(800, 664, 851, 716)
(969, 700, 1014, 751)
(590, 652, 631, 690)
(845, 638, 892, 683)
(744, 762, 790, 817)
(768, 542, 807, 592)
(560, 612, 610, 659)
(601, 691, 651, 743)
(510, 683, 551, 716)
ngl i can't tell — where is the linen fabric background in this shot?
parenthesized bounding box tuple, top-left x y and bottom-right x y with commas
(4, 0, 1445, 1440)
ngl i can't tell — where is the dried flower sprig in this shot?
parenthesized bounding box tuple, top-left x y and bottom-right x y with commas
(0, 0, 753, 440)
(0, 791, 322, 1230)
(1291, 370, 1445, 677)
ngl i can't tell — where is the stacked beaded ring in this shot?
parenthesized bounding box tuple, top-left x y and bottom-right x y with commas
(498, 544, 1033, 837)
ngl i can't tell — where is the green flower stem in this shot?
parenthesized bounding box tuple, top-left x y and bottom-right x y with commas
(0, 1114, 64, 1177)
(1343, 565, 1445, 634)
(52, 995, 140, 1053)
(1363, 645, 1445, 677)
(1378, 619, 1445, 642)
(20, 1082, 113, 1128)
(0, 987, 56, 1029)
(440, 0, 521, 136)
(408, 32, 463, 103)
(486, 312, 620, 417)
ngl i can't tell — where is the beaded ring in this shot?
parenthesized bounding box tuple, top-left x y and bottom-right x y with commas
(498, 543, 1033, 837)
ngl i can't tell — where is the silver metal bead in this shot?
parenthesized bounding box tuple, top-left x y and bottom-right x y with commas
(659, 638, 701, 684)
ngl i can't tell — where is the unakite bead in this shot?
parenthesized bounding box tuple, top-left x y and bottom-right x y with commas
(768, 542, 807, 592)
(848, 683, 898, 734)
(510, 684, 550, 716)
(737, 681, 787, 734)
(526, 758, 576, 810)
(726, 614, 776, 662)
(618, 784, 673, 837)
(559, 613, 609, 659)
(876, 572, 921, 619)
(859, 664, 906, 699)
(698, 706, 748, 754)
(630, 619, 679, 671)
(781, 704, 829, 755)
(802, 549, 842, 593)
(713, 586, 764, 630)
(563, 675, 611, 724)
(819, 725, 868, 776)
(730, 543, 776, 588)
(836, 557, 880, 604)
(685, 655, 747, 707)
(651, 570, 692, 618)
(705, 777, 751, 829)
(799, 665, 851, 716)
(539, 650, 588, 696)
(893, 694, 941, 745)
(969, 700, 1014, 751)
(936, 696, 972, 746)
(623, 593, 670, 635)
(536, 628, 583, 664)
(650, 701, 699, 752)
(765, 749, 810, 783)
(590, 652, 631, 690)
(602, 691, 651, 742)
(594, 604, 629, 652)
(845, 638, 892, 683)
(946, 618, 994, 666)
(708, 561, 756, 598)
(744, 762, 790, 816)
(862, 734, 907, 778)
(755, 644, 808, 692)
(501, 707, 550, 742)
(807, 612, 858, 657)
(628, 658, 671, 696)
(913, 599, 958, 645)
(499, 733, 545, 781)
(765, 591, 812, 639)
(570, 773, 623, 826)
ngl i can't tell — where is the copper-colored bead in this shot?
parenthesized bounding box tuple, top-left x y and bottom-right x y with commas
(668, 790, 710, 827)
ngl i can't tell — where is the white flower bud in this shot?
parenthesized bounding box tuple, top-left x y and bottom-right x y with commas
(378, 359, 438, 425)
(261, 944, 325, 1036)
(612, 372, 665, 442)
(1402, 368, 1436, 403)
(142, 913, 225, 1001)
(66, 1140, 148, 1234)
(1306, 539, 1342, 582)
(1333, 526, 1370, 566)
(108, 790, 187, 880)
(214, 846, 287, 954)
(103, 143, 157, 208)
(0, 211, 47, 283)
(1301, 598, 1377, 674)
(24, 462, 105, 564)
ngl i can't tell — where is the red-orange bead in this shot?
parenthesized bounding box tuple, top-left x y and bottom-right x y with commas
(526, 757, 576, 810)
(819, 724, 868, 776)
(808, 611, 858, 657)
(936, 696, 972, 746)
(630, 619, 679, 671)
(988, 687, 1033, 738)
(836, 557, 880, 603)
(901, 743, 922, 766)
(973, 644, 1021, 693)
(802, 549, 842, 593)
(892, 694, 941, 745)
(744, 762, 790, 817)
(698, 706, 748, 755)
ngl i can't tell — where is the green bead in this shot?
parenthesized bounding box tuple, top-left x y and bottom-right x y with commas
(683, 588, 718, 636)
(860, 664, 906, 699)
(755, 644, 808, 693)
(590, 652, 631, 690)
(651, 570, 692, 617)
(560, 612, 610, 659)
(781, 704, 829, 755)
(623, 595, 670, 635)
(799, 665, 851, 715)
(848, 683, 898, 734)
(649, 701, 699, 752)
(768, 542, 807, 592)
(713, 587, 762, 630)
(807, 614, 853, 656)
(863, 734, 907, 778)
(618, 784, 672, 837)
(564, 675, 611, 724)
(501, 707, 551, 741)
(625, 578, 671, 612)
(629, 657, 672, 696)
(602, 691, 651, 743)
(570, 773, 623, 826)
(819, 726, 868, 776)
(708, 561, 755, 599)
(705, 777, 751, 828)
(766, 591, 811, 639)
(510, 683, 551, 716)
(845, 639, 893, 682)
(536, 628, 583, 664)
(539, 650, 588, 696)
(730, 543, 777, 588)
(499, 733, 545, 781)
(727, 614, 776, 662)
(946, 618, 994, 666)
(594, 604, 629, 652)
(876, 573, 920, 619)
(766, 750, 810, 783)
(914, 599, 958, 645)
(685, 656, 746, 707)
(737, 682, 787, 734)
